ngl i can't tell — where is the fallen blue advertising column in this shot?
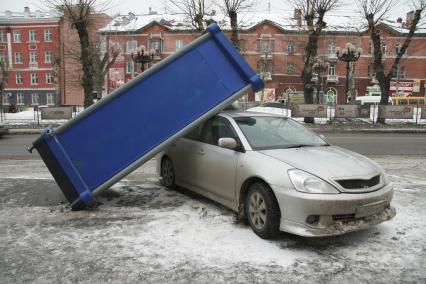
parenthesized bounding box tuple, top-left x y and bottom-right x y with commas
(30, 24, 264, 210)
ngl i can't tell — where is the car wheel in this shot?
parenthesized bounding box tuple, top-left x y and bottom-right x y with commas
(245, 182, 280, 239)
(161, 157, 175, 189)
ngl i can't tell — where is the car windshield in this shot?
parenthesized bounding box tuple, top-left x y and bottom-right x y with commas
(234, 116, 328, 150)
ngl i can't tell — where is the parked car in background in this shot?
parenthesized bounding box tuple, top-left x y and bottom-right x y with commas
(247, 102, 288, 116)
(0, 125, 8, 137)
(355, 95, 393, 106)
(157, 111, 395, 239)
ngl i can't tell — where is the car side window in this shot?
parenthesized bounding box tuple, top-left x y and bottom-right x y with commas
(201, 116, 238, 146)
(184, 124, 203, 141)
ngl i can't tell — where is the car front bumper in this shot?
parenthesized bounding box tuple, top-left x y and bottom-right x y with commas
(271, 183, 396, 237)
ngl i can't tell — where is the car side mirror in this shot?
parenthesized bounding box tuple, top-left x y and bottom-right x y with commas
(218, 137, 238, 150)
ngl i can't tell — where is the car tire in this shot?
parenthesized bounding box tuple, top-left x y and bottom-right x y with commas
(245, 182, 280, 239)
(161, 157, 175, 189)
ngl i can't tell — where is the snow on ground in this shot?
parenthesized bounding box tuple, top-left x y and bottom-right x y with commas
(0, 156, 425, 282)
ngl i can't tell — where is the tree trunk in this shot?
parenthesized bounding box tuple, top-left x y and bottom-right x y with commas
(301, 14, 325, 124)
(194, 14, 204, 32)
(75, 23, 94, 108)
(229, 10, 239, 50)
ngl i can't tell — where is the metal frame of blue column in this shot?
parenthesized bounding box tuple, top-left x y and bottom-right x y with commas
(31, 24, 264, 209)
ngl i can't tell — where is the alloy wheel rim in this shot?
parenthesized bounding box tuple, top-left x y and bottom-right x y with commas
(248, 192, 266, 230)
(162, 160, 174, 186)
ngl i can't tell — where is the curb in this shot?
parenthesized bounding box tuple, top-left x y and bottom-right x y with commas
(310, 128, 426, 134)
(3, 127, 426, 135)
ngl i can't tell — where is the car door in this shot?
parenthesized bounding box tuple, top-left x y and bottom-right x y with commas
(191, 116, 241, 205)
(167, 124, 203, 187)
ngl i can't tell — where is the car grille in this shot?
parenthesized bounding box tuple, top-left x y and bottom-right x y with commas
(336, 175, 380, 190)
(332, 214, 356, 222)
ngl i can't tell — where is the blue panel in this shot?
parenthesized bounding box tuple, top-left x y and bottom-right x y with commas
(33, 23, 264, 208)
(59, 48, 237, 189)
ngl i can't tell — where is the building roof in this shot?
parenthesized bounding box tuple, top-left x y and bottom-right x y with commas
(100, 11, 426, 35)
(0, 8, 59, 24)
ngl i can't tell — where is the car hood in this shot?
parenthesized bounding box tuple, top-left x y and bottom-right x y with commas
(259, 146, 380, 180)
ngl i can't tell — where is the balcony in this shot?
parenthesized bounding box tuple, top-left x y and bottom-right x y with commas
(260, 53, 272, 60)
(261, 72, 272, 81)
(370, 77, 378, 84)
(29, 62, 38, 69)
(327, 75, 339, 83)
(327, 53, 337, 61)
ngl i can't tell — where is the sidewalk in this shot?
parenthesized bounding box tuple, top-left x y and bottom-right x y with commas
(2, 121, 426, 135)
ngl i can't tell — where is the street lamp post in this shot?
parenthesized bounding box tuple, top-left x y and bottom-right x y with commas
(336, 43, 362, 103)
(131, 45, 155, 73)
(312, 57, 325, 104)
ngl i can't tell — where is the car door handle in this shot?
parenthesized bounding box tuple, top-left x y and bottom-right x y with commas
(197, 149, 205, 155)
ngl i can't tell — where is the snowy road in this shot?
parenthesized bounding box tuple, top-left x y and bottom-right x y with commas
(0, 156, 425, 283)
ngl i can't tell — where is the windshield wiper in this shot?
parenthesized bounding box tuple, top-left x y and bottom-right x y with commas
(285, 144, 328, 149)
(285, 144, 314, 148)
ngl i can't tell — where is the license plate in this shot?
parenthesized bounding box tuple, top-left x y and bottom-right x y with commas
(355, 201, 386, 218)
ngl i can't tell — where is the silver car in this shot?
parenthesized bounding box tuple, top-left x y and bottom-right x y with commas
(156, 111, 396, 239)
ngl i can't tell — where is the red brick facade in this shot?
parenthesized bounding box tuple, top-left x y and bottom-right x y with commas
(0, 8, 60, 111)
(103, 16, 426, 105)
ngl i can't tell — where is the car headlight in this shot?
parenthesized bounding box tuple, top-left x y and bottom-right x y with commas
(288, 169, 340, 194)
(381, 172, 391, 185)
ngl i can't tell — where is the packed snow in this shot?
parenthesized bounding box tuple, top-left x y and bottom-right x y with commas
(0, 156, 425, 282)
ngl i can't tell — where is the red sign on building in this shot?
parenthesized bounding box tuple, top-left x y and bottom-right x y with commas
(390, 81, 413, 96)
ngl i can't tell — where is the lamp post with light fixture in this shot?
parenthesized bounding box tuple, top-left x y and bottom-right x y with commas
(336, 43, 362, 103)
(131, 45, 155, 73)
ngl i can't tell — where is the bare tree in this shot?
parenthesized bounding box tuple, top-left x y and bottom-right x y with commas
(92, 41, 120, 98)
(221, 0, 255, 50)
(357, 0, 426, 122)
(291, 0, 340, 123)
(0, 61, 10, 119)
(46, 0, 109, 108)
(170, 0, 208, 32)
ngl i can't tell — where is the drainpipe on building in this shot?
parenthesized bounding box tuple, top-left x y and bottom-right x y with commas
(6, 27, 12, 70)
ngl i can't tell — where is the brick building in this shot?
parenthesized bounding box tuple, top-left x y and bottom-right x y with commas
(0, 7, 60, 111)
(101, 10, 426, 104)
(59, 13, 111, 106)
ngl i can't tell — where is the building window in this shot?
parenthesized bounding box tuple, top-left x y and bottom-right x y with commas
(328, 64, 336, 76)
(368, 42, 372, 54)
(44, 29, 52, 41)
(29, 51, 38, 63)
(126, 40, 137, 53)
(31, 93, 39, 105)
(15, 52, 23, 63)
(29, 30, 37, 42)
(13, 30, 21, 42)
(16, 93, 24, 105)
(258, 39, 275, 52)
(0, 31, 5, 42)
(16, 74, 23, 85)
(0, 51, 6, 63)
(287, 62, 295, 74)
(2, 93, 10, 105)
(126, 61, 134, 74)
(382, 42, 387, 55)
(328, 42, 336, 54)
(46, 72, 53, 84)
(175, 40, 183, 51)
(287, 41, 295, 54)
(45, 51, 52, 63)
(46, 93, 54, 105)
(149, 38, 163, 53)
(31, 73, 38, 85)
(399, 66, 406, 79)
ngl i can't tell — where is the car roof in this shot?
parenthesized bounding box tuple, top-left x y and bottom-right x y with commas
(220, 110, 282, 118)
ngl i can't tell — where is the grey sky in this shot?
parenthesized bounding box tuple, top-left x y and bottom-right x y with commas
(1, 0, 415, 19)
